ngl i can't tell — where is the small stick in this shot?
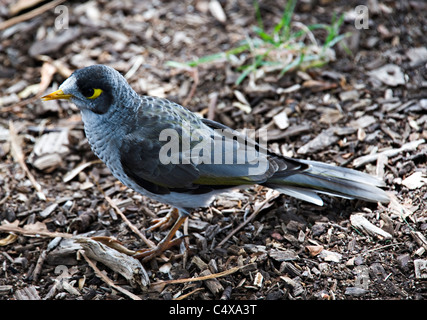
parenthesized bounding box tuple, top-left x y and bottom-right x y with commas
(173, 66, 198, 106)
(0, 222, 72, 239)
(174, 288, 204, 300)
(352, 139, 424, 167)
(207, 92, 218, 120)
(216, 191, 280, 248)
(0, 0, 66, 31)
(9, 121, 46, 200)
(104, 194, 156, 248)
(90, 173, 155, 248)
(152, 265, 244, 286)
(32, 250, 48, 282)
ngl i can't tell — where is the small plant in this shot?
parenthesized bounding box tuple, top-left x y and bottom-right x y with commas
(167, 0, 350, 85)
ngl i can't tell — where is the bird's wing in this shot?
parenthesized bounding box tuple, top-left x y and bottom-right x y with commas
(192, 118, 279, 185)
(119, 124, 200, 194)
(119, 107, 283, 193)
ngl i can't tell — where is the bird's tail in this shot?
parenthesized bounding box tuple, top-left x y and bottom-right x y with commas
(265, 159, 390, 206)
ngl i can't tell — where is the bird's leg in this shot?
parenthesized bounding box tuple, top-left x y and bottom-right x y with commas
(134, 213, 187, 262)
(147, 207, 179, 231)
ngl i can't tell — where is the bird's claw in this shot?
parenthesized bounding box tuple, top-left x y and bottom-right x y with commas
(133, 236, 185, 262)
(135, 214, 188, 262)
(147, 208, 179, 232)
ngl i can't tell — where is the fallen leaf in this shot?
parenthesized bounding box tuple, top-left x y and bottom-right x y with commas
(306, 245, 324, 256)
(23, 221, 50, 234)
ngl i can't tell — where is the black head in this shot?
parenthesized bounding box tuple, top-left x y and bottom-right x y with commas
(42, 65, 127, 114)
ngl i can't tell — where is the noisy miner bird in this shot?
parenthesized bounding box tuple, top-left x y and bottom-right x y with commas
(42, 65, 390, 261)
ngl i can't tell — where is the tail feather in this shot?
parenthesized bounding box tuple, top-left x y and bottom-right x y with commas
(265, 159, 390, 205)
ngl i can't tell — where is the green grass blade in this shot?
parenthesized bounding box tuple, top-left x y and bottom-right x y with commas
(280, 0, 297, 41)
(188, 52, 227, 66)
(324, 13, 345, 47)
(253, 0, 264, 30)
(253, 26, 276, 44)
(165, 61, 192, 69)
(235, 66, 255, 85)
(325, 32, 350, 49)
(279, 53, 305, 76)
(168, 1, 349, 86)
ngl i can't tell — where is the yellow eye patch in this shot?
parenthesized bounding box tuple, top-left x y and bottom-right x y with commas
(84, 88, 103, 99)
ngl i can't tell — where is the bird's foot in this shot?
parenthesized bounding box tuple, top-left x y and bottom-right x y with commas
(134, 214, 188, 262)
(133, 236, 185, 262)
(147, 207, 179, 231)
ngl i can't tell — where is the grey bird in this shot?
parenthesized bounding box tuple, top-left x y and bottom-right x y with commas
(42, 65, 390, 261)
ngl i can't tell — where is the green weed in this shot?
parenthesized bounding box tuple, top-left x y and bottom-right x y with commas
(167, 0, 350, 85)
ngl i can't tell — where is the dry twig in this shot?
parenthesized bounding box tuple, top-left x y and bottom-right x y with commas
(352, 139, 425, 167)
(9, 121, 46, 200)
(89, 173, 155, 249)
(216, 190, 280, 248)
(0, 0, 66, 31)
(152, 265, 244, 287)
(0, 221, 71, 239)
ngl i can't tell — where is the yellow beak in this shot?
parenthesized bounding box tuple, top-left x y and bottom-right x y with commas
(41, 89, 73, 101)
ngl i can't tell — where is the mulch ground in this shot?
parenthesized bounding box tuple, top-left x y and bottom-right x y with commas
(0, 0, 426, 301)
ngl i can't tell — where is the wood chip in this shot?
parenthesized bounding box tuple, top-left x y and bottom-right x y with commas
(414, 259, 427, 279)
(368, 64, 406, 86)
(79, 249, 142, 300)
(77, 237, 150, 289)
(14, 286, 41, 300)
(29, 27, 82, 57)
(318, 249, 343, 262)
(209, 0, 226, 23)
(280, 275, 305, 297)
(200, 269, 224, 295)
(0, 234, 19, 246)
(349, 115, 376, 129)
(401, 171, 427, 190)
(30, 129, 70, 171)
(269, 248, 299, 261)
(297, 127, 339, 155)
(339, 90, 360, 102)
(406, 47, 427, 67)
(63, 160, 101, 183)
(350, 213, 392, 239)
(273, 110, 290, 130)
(345, 287, 368, 296)
(253, 272, 263, 288)
(39, 203, 58, 218)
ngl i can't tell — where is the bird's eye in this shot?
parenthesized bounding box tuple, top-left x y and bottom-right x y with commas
(82, 88, 103, 99)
